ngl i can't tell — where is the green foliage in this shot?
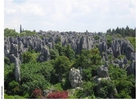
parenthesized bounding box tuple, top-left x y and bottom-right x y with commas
(106, 26, 136, 37)
(82, 67, 93, 81)
(51, 56, 71, 83)
(4, 29, 136, 98)
(76, 81, 97, 98)
(117, 55, 125, 59)
(90, 48, 102, 65)
(98, 80, 115, 98)
(64, 44, 75, 60)
(19, 30, 36, 36)
(106, 35, 112, 47)
(61, 76, 71, 90)
(4, 64, 15, 95)
(73, 48, 101, 82)
(127, 37, 136, 51)
(8, 80, 20, 95)
(108, 64, 135, 98)
(19, 32, 26, 36)
(22, 51, 39, 63)
(55, 44, 65, 56)
(74, 48, 101, 69)
(20, 61, 53, 97)
(50, 49, 59, 60)
(4, 56, 10, 65)
(55, 43, 75, 60)
(4, 28, 18, 37)
(115, 90, 131, 98)
(108, 55, 113, 60)
(4, 94, 26, 99)
(4, 28, 37, 37)
(53, 83, 63, 91)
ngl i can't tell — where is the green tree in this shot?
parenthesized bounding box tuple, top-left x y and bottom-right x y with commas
(55, 44, 65, 56)
(4, 64, 16, 95)
(51, 56, 71, 83)
(20, 61, 53, 97)
(64, 44, 75, 60)
(108, 64, 135, 98)
(97, 80, 115, 98)
(50, 49, 59, 60)
(76, 81, 97, 98)
(22, 51, 39, 63)
(4, 28, 18, 37)
(73, 48, 101, 81)
(4, 56, 10, 65)
(127, 37, 136, 51)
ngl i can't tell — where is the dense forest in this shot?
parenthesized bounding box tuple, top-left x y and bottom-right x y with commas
(4, 26, 136, 98)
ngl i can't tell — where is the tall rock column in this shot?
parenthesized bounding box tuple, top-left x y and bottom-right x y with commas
(12, 54, 21, 82)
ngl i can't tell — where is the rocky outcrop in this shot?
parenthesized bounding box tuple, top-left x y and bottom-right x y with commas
(37, 46, 50, 62)
(97, 65, 109, 77)
(69, 67, 82, 88)
(4, 31, 135, 76)
(12, 54, 21, 82)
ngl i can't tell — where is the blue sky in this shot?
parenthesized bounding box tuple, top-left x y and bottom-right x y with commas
(4, 0, 136, 32)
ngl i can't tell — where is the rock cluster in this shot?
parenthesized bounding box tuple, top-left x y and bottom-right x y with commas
(4, 31, 136, 76)
(69, 67, 82, 88)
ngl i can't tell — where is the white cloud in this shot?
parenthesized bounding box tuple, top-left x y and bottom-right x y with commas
(19, 3, 45, 16)
(4, 0, 136, 32)
(5, 8, 16, 14)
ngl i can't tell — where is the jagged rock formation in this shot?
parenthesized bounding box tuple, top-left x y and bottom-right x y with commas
(4, 31, 136, 76)
(69, 67, 82, 88)
(37, 46, 50, 62)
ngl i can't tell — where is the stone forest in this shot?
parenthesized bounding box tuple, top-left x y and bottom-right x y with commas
(4, 26, 135, 98)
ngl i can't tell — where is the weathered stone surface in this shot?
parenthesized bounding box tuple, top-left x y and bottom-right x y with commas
(111, 40, 121, 57)
(123, 57, 128, 65)
(107, 47, 113, 55)
(126, 60, 135, 76)
(69, 67, 82, 88)
(4, 32, 135, 79)
(12, 54, 21, 82)
(93, 75, 110, 84)
(97, 65, 109, 77)
(10, 43, 18, 57)
(37, 46, 50, 62)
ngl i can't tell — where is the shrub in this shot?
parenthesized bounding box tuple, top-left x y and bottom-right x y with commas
(76, 81, 97, 98)
(47, 91, 68, 99)
(4, 28, 18, 37)
(20, 61, 53, 96)
(32, 89, 43, 98)
(22, 51, 39, 63)
(4, 56, 10, 65)
(53, 83, 63, 91)
(51, 56, 71, 83)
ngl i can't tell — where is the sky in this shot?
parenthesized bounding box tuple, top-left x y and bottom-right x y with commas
(4, 0, 136, 33)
